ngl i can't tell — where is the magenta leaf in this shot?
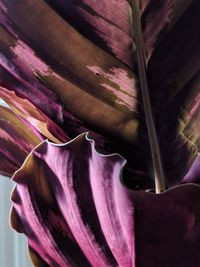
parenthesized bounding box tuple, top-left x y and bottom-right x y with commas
(1, 0, 199, 188)
(0, 0, 151, 188)
(131, 184, 200, 267)
(0, 1, 199, 266)
(11, 134, 133, 266)
(11, 134, 200, 266)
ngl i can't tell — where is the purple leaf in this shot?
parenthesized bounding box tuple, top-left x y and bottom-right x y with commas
(11, 134, 200, 266)
(44, 0, 134, 67)
(182, 154, 200, 184)
(141, 0, 193, 59)
(145, 1, 200, 184)
(0, 0, 199, 187)
(0, 0, 139, 143)
(11, 134, 133, 266)
(0, 0, 151, 188)
(131, 184, 200, 267)
(0, 1, 199, 266)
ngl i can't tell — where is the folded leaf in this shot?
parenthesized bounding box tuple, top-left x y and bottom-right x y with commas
(0, 0, 139, 143)
(1, 0, 200, 189)
(0, 86, 69, 143)
(0, 105, 42, 177)
(11, 134, 200, 266)
(131, 184, 200, 267)
(11, 134, 133, 266)
(0, 1, 151, 188)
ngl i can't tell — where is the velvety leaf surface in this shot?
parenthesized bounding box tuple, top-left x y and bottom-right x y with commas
(11, 134, 200, 267)
(0, 105, 42, 177)
(131, 184, 200, 267)
(0, 0, 153, 188)
(0, 0, 199, 188)
(11, 134, 134, 266)
(45, 0, 134, 67)
(0, 0, 139, 142)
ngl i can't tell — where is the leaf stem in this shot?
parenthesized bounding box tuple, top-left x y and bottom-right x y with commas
(131, 0, 166, 193)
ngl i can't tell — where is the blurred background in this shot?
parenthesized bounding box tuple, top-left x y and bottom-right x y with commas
(0, 176, 32, 267)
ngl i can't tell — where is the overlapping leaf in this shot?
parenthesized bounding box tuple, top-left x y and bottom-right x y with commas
(44, 0, 134, 67)
(11, 134, 200, 267)
(0, 105, 42, 177)
(145, 0, 200, 184)
(0, 0, 152, 188)
(0, 0, 139, 142)
(0, 1, 199, 266)
(0, 0, 199, 188)
(0, 86, 69, 143)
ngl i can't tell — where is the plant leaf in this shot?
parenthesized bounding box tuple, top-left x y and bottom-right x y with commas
(11, 134, 133, 266)
(0, 0, 199, 189)
(11, 134, 200, 267)
(0, 86, 69, 143)
(0, 105, 42, 177)
(0, 0, 139, 142)
(141, 0, 194, 59)
(145, 0, 200, 185)
(0, 0, 152, 188)
(45, 0, 134, 67)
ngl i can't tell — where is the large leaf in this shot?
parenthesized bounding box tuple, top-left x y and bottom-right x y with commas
(45, 0, 134, 67)
(0, 1, 198, 266)
(145, 0, 200, 185)
(11, 134, 200, 267)
(1, 0, 199, 189)
(0, 0, 152, 189)
(0, 0, 139, 143)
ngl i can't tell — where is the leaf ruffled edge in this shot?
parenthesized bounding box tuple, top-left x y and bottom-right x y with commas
(10, 132, 137, 267)
(9, 131, 200, 267)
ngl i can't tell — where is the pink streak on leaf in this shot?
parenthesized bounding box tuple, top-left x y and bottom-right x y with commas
(11, 133, 134, 266)
(75, 0, 133, 67)
(87, 65, 137, 111)
(10, 133, 200, 267)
